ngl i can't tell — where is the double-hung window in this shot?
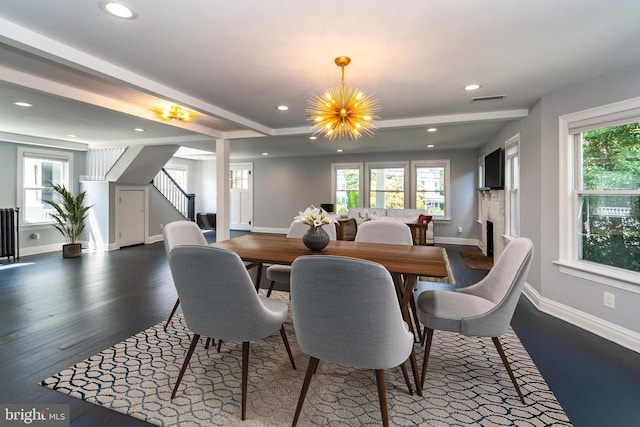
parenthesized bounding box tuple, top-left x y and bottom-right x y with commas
(560, 99, 640, 281)
(18, 147, 72, 224)
(331, 163, 363, 214)
(411, 160, 449, 218)
(505, 136, 520, 237)
(366, 162, 409, 209)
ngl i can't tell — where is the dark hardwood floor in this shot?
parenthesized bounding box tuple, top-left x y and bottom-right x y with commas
(0, 234, 638, 426)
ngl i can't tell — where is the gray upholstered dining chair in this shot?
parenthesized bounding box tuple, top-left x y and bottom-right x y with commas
(264, 220, 336, 297)
(289, 255, 415, 427)
(162, 220, 208, 332)
(416, 237, 533, 404)
(354, 219, 414, 244)
(168, 245, 297, 420)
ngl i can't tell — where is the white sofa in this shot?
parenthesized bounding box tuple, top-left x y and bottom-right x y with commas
(346, 208, 434, 245)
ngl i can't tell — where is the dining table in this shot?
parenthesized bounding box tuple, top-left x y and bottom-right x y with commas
(211, 233, 449, 395)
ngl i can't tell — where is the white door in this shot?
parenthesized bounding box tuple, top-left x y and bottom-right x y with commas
(118, 187, 146, 247)
(230, 163, 253, 231)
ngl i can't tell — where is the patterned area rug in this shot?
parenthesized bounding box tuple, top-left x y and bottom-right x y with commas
(41, 291, 571, 426)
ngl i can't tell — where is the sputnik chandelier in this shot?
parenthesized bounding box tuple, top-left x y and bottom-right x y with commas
(307, 56, 380, 140)
(153, 104, 198, 122)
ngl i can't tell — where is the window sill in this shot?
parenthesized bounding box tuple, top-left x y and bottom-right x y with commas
(553, 260, 640, 294)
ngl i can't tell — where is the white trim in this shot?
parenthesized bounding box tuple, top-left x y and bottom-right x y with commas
(364, 161, 410, 208)
(410, 159, 450, 218)
(249, 226, 288, 235)
(553, 261, 640, 292)
(504, 134, 520, 238)
(331, 162, 364, 213)
(523, 283, 640, 353)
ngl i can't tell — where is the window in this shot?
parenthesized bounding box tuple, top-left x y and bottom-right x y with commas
(505, 135, 520, 237)
(230, 167, 249, 190)
(165, 164, 188, 191)
(411, 160, 449, 217)
(18, 147, 72, 224)
(560, 99, 640, 282)
(366, 162, 409, 209)
(331, 163, 362, 214)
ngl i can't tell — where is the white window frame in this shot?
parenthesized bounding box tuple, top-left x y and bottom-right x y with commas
(364, 161, 410, 209)
(17, 147, 73, 226)
(331, 162, 363, 213)
(504, 134, 520, 238)
(558, 96, 640, 291)
(411, 159, 450, 219)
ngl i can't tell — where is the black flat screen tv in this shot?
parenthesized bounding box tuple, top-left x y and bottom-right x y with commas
(484, 148, 504, 189)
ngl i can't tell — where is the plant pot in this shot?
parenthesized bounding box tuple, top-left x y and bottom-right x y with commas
(63, 243, 82, 258)
(302, 226, 330, 251)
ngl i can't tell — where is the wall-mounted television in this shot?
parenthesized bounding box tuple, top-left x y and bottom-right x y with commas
(484, 148, 504, 189)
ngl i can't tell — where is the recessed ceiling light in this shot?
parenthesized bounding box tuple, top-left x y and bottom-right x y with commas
(262, 152, 269, 156)
(100, 1, 137, 19)
(134, 128, 145, 132)
(14, 101, 33, 107)
(309, 136, 317, 140)
(464, 84, 481, 91)
(277, 105, 289, 111)
(427, 144, 435, 148)
(427, 127, 437, 132)
(67, 134, 78, 138)
(337, 149, 343, 153)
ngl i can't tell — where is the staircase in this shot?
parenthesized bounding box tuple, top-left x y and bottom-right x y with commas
(153, 168, 195, 220)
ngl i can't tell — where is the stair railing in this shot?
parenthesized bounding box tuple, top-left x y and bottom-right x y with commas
(153, 168, 195, 221)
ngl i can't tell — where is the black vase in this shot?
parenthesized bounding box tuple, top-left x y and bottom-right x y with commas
(302, 226, 330, 251)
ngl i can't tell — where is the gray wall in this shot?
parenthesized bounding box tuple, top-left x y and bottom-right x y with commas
(250, 149, 480, 240)
(481, 63, 640, 335)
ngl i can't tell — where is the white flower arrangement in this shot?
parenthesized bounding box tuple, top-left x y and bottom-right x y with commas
(295, 205, 336, 227)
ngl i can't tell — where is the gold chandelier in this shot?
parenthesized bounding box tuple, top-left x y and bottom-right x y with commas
(152, 105, 198, 122)
(307, 56, 380, 140)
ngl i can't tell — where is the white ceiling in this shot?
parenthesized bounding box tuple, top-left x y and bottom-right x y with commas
(1, 0, 640, 159)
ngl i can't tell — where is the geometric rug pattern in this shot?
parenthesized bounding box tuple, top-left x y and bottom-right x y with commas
(41, 291, 572, 426)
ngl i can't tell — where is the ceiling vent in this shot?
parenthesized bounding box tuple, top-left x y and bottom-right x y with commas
(471, 94, 507, 103)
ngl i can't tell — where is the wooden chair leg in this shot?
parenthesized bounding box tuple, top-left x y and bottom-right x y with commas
(409, 346, 423, 396)
(375, 369, 390, 427)
(266, 280, 276, 297)
(409, 294, 423, 343)
(164, 298, 181, 331)
(399, 362, 413, 396)
(492, 336, 526, 404)
(204, 337, 211, 349)
(279, 326, 296, 370)
(421, 327, 433, 387)
(171, 333, 200, 399)
(292, 356, 319, 427)
(242, 342, 250, 420)
(217, 339, 223, 353)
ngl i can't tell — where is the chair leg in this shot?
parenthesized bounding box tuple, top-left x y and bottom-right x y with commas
(409, 346, 423, 396)
(164, 298, 181, 332)
(242, 342, 250, 420)
(217, 339, 223, 353)
(171, 333, 200, 399)
(399, 362, 413, 396)
(421, 328, 434, 387)
(292, 356, 320, 427)
(409, 294, 424, 343)
(492, 336, 526, 404)
(375, 369, 390, 427)
(204, 337, 211, 349)
(279, 326, 297, 370)
(266, 280, 276, 297)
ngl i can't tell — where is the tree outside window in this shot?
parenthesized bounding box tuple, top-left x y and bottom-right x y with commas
(335, 168, 360, 214)
(20, 149, 70, 224)
(577, 123, 640, 273)
(369, 167, 405, 208)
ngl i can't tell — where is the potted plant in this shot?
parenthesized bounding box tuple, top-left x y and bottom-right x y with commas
(43, 183, 92, 258)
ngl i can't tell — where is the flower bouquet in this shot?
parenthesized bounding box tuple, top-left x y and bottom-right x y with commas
(295, 206, 336, 250)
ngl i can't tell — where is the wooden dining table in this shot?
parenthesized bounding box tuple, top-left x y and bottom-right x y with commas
(211, 233, 449, 395)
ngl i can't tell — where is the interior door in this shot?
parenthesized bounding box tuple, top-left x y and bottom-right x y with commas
(229, 163, 253, 231)
(117, 187, 146, 247)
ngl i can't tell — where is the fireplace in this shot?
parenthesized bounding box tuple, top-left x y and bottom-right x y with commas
(486, 220, 494, 259)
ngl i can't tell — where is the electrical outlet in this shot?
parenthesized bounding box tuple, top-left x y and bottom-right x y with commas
(160, 223, 164, 230)
(457, 227, 462, 233)
(603, 291, 615, 308)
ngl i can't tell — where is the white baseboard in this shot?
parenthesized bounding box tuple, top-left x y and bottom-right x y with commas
(434, 236, 479, 246)
(251, 226, 288, 234)
(18, 243, 62, 257)
(523, 284, 640, 353)
(148, 234, 164, 244)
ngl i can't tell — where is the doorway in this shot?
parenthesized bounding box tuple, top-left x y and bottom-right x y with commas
(229, 163, 253, 231)
(117, 186, 147, 247)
